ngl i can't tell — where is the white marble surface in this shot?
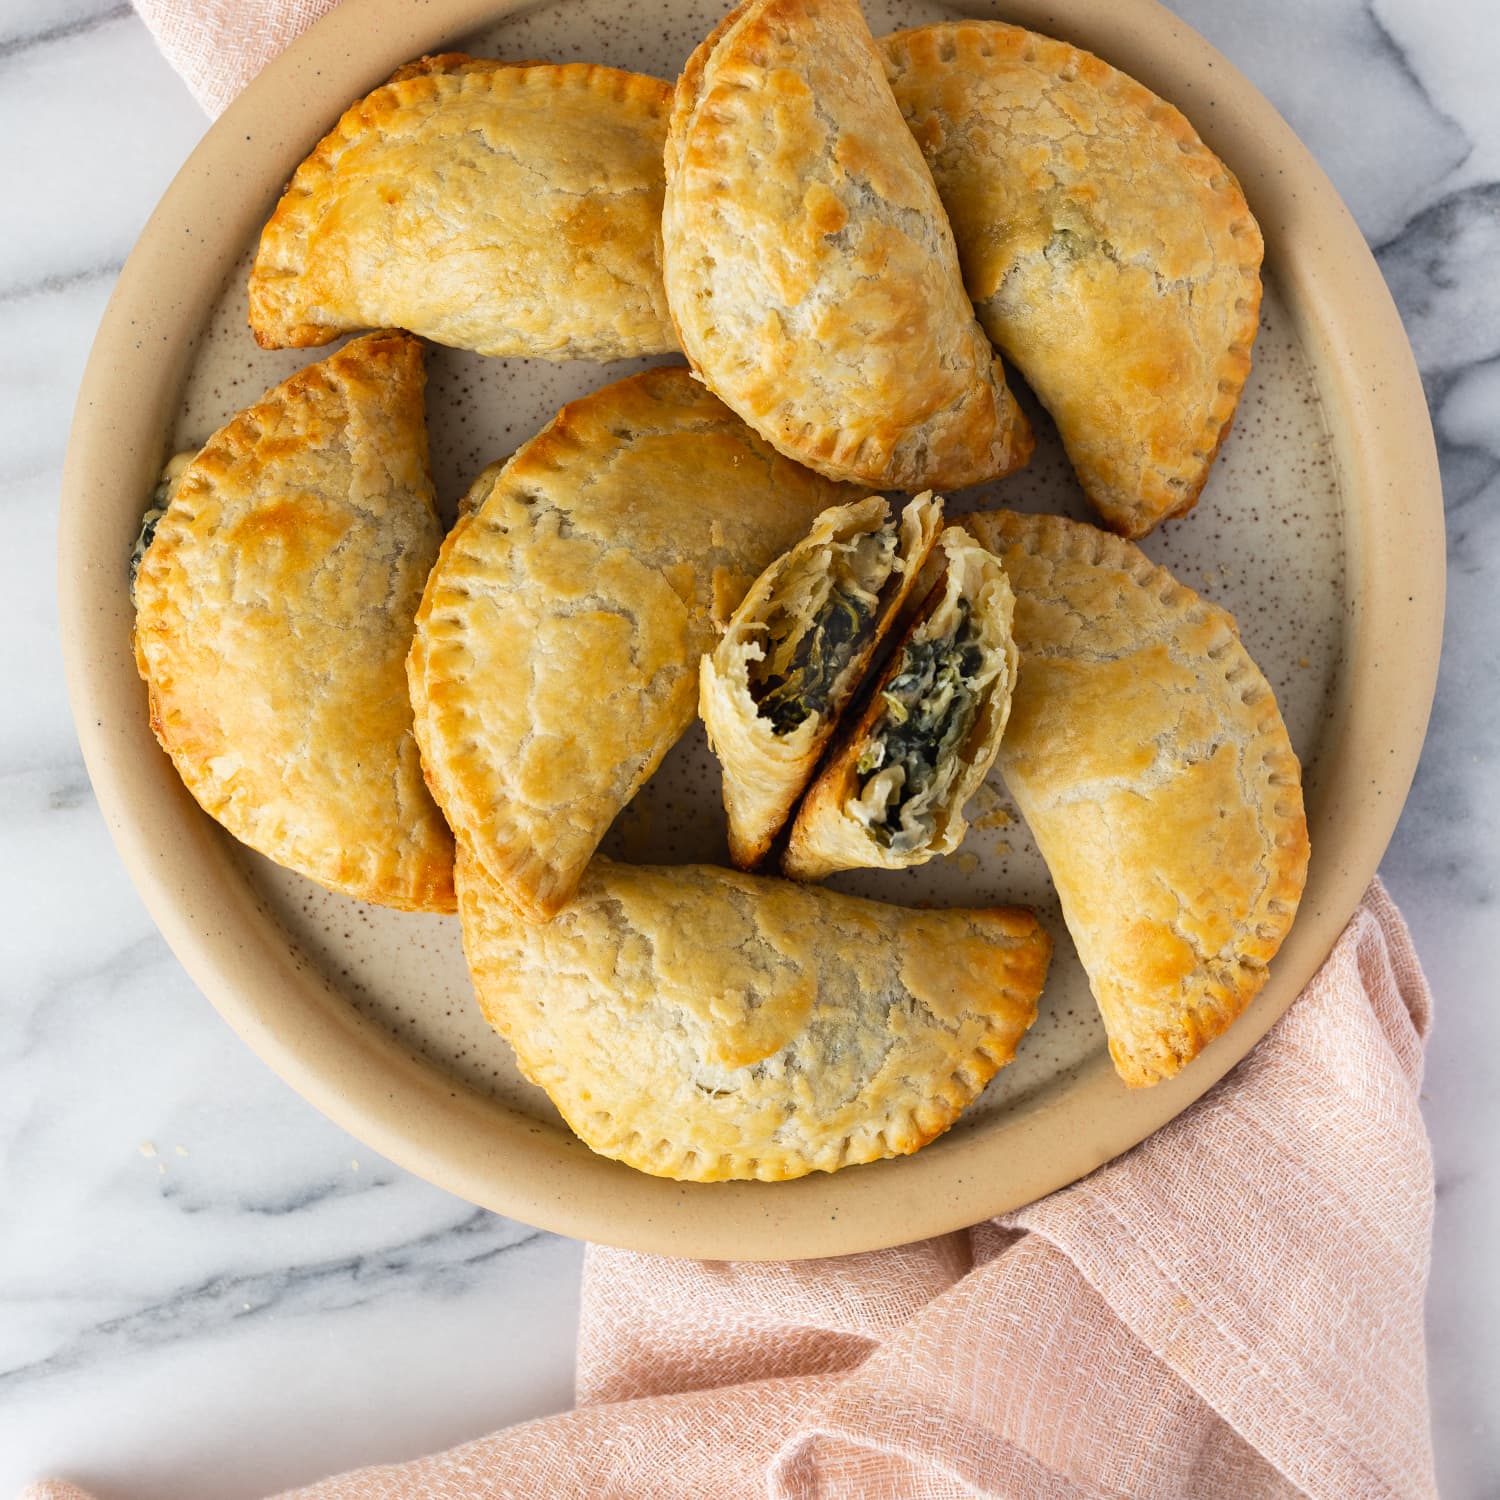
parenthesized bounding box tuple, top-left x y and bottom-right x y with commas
(1, 0, 1495, 1495)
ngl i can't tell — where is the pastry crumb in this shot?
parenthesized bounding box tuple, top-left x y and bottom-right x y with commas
(138, 1141, 157, 1158)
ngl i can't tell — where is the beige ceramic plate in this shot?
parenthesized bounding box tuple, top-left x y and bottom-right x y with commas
(60, 0, 1441, 1258)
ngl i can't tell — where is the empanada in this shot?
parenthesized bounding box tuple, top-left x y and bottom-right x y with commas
(783, 527, 1018, 880)
(408, 366, 860, 922)
(249, 58, 676, 360)
(458, 853, 1051, 1181)
(133, 332, 455, 912)
(701, 491, 944, 868)
(662, 0, 1032, 491)
(964, 510, 1308, 1086)
(881, 22, 1264, 538)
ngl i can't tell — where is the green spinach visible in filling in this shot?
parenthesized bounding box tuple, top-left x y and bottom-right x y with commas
(855, 602, 985, 851)
(755, 587, 880, 735)
(128, 472, 177, 605)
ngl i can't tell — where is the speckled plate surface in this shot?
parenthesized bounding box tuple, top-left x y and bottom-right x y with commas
(60, 0, 1442, 1258)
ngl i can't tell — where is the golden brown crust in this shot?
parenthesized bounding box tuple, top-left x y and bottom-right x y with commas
(701, 492, 944, 868)
(963, 510, 1308, 1086)
(881, 22, 1263, 537)
(662, 0, 1032, 491)
(782, 527, 1018, 880)
(248, 59, 676, 360)
(458, 853, 1051, 1181)
(408, 366, 862, 923)
(132, 333, 456, 913)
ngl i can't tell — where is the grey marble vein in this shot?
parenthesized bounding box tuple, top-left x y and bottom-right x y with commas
(0, 1213, 548, 1394)
(0, 3, 131, 64)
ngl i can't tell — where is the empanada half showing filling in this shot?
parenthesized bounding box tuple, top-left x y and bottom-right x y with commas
(783, 527, 1018, 879)
(458, 854, 1051, 1181)
(249, 57, 676, 360)
(132, 332, 456, 913)
(702, 492, 944, 868)
(964, 510, 1309, 1087)
(880, 22, 1263, 538)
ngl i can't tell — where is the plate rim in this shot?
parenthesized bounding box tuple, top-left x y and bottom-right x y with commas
(58, 0, 1444, 1258)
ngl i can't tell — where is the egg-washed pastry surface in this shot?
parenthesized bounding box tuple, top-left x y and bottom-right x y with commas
(964, 510, 1308, 1087)
(458, 853, 1051, 1181)
(408, 366, 861, 923)
(701, 492, 944, 869)
(881, 22, 1263, 538)
(783, 527, 1018, 880)
(662, 0, 1032, 491)
(132, 332, 456, 913)
(248, 57, 676, 360)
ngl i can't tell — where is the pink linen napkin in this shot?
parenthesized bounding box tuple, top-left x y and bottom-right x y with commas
(133, 0, 340, 115)
(25, 883, 1437, 1498)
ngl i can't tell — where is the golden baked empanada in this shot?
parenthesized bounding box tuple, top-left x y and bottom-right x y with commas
(783, 527, 1018, 880)
(133, 332, 455, 912)
(458, 853, 1051, 1181)
(964, 510, 1308, 1086)
(881, 22, 1264, 537)
(408, 366, 860, 922)
(701, 492, 944, 868)
(662, 0, 1032, 491)
(249, 58, 675, 360)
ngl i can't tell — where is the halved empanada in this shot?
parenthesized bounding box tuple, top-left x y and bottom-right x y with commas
(662, 0, 1032, 491)
(408, 366, 860, 922)
(458, 853, 1051, 1181)
(701, 491, 944, 868)
(133, 332, 455, 912)
(249, 58, 675, 360)
(964, 510, 1308, 1086)
(881, 22, 1263, 537)
(783, 527, 1018, 880)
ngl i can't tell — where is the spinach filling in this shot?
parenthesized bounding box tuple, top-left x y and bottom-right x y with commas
(128, 457, 191, 604)
(755, 587, 879, 735)
(853, 601, 986, 852)
(750, 527, 897, 736)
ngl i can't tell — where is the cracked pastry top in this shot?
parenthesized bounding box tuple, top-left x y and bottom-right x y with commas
(662, 0, 1033, 491)
(458, 853, 1051, 1181)
(701, 491, 944, 869)
(881, 22, 1264, 538)
(132, 332, 456, 913)
(964, 510, 1308, 1087)
(782, 527, 1019, 881)
(248, 56, 676, 360)
(407, 366, 861, 924)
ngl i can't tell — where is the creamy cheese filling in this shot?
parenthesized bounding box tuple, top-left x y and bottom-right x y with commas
(751, 522, 900, 736)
